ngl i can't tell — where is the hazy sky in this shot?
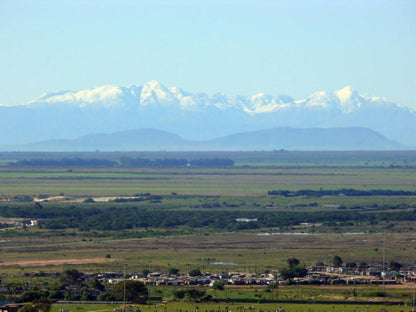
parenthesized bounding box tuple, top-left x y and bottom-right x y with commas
(1, 0, 415, 108)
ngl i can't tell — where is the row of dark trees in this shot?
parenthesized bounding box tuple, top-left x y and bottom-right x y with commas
(268, 188, 416, 197)
(1, 203, 415, 232)
(9, 157, 234, 168)
(9, 158, 116, 167)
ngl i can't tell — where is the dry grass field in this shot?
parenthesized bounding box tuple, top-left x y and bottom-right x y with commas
(1, 231, 415, 274)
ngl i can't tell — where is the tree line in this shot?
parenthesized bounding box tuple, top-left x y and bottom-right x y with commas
(9, 157, 116, 167)
(9, 157, 234, 168)
(268, 188, 416, 197)
(1, 203, 415, 232)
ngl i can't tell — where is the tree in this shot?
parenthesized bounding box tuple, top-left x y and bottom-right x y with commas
(280, 266, 307, 280)
(332, 255, 343, 267)
(60, 268, 83, 285)
(389, 260, 402, 271)
(345, 262, 357, 268)
(18, 298, 51, 312)
(169, 268, 180, 275)
(186, 288, 206, 300)
(81, 290, 94, 301)
(111, 280, 148, 304)
(19, 291, 49, 303)
(189, 268, 202, 277)
(90, 279, 105, 291)
(287, 257, 300, 268)
(358, 261, 367, 270)
(280, 258, 307, 280)
(212, 281, 224, 290)
(18, 306, 36, 312)
(32, 297, 51, 312)
(173, 289, 186, 299)
(97, 291, 113, 301)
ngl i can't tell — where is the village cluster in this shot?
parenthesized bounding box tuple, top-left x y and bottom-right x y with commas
(106, 264, 416, 287)
(2, 262, 415, 298)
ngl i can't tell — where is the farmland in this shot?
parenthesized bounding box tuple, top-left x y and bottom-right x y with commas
(0, 151, 415, 310)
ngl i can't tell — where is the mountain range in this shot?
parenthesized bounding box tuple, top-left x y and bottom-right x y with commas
(18, 127, 398, 151)
(0, 81, 415, 150)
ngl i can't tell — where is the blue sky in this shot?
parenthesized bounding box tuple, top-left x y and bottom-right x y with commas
(1, 0, 415, 108)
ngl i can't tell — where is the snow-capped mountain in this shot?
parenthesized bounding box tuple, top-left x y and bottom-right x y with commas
(24, 82, 399, 114)
(0, 81, 415, 148)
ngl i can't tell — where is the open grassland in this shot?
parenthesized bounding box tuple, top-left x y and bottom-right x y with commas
(1, 231, 415, 274)
(0, 165, 415, 273)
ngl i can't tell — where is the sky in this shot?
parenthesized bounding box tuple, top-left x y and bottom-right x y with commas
(0, 0, 415, 108)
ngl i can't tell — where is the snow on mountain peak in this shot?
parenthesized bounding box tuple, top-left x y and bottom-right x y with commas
(334, 86, 363, 113)
(168, 86, 202, 111)
(296, 86, 363, 113)
(140, 80, 178, 106)
(247, 93, 292, 113)
(335, 86, 354, 101)
(299, 91, 332, 109)
(29, 85, 124, 108)
(18, 81, 406, 117)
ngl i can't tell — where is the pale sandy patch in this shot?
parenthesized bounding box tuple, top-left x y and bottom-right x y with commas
(34, 196, 66, 202)
(92, 196, 138, 202)
(68, 196, 139, 203)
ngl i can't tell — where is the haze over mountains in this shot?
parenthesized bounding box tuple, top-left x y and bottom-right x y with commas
(1, 81, 414, 150)
(21, 127, 398, 151)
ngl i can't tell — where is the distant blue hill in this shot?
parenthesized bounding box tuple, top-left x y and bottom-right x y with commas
(6, 127, 401, 151)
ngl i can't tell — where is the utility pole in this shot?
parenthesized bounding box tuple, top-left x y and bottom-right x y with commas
(382, 241, 385, 296)
(124, 264, 127, 312)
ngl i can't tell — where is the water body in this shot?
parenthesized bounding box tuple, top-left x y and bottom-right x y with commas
(257, 232, 313, 236)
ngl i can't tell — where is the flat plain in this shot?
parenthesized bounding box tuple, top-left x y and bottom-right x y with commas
(1, 151, 416, 309)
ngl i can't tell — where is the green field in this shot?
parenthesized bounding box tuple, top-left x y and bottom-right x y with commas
(50, 301, 414, 312)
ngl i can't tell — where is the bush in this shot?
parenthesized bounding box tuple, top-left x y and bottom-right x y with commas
(173, 289, 186, 299)
(169, 268, 180, 275)
(212, 281, 224, 290)
(186, 288, 206, 300)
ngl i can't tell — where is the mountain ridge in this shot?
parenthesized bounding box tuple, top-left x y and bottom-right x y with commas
(1, 81, 415, 147)
(6, 127, 401, 152)
(20, 81, 399, 114)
